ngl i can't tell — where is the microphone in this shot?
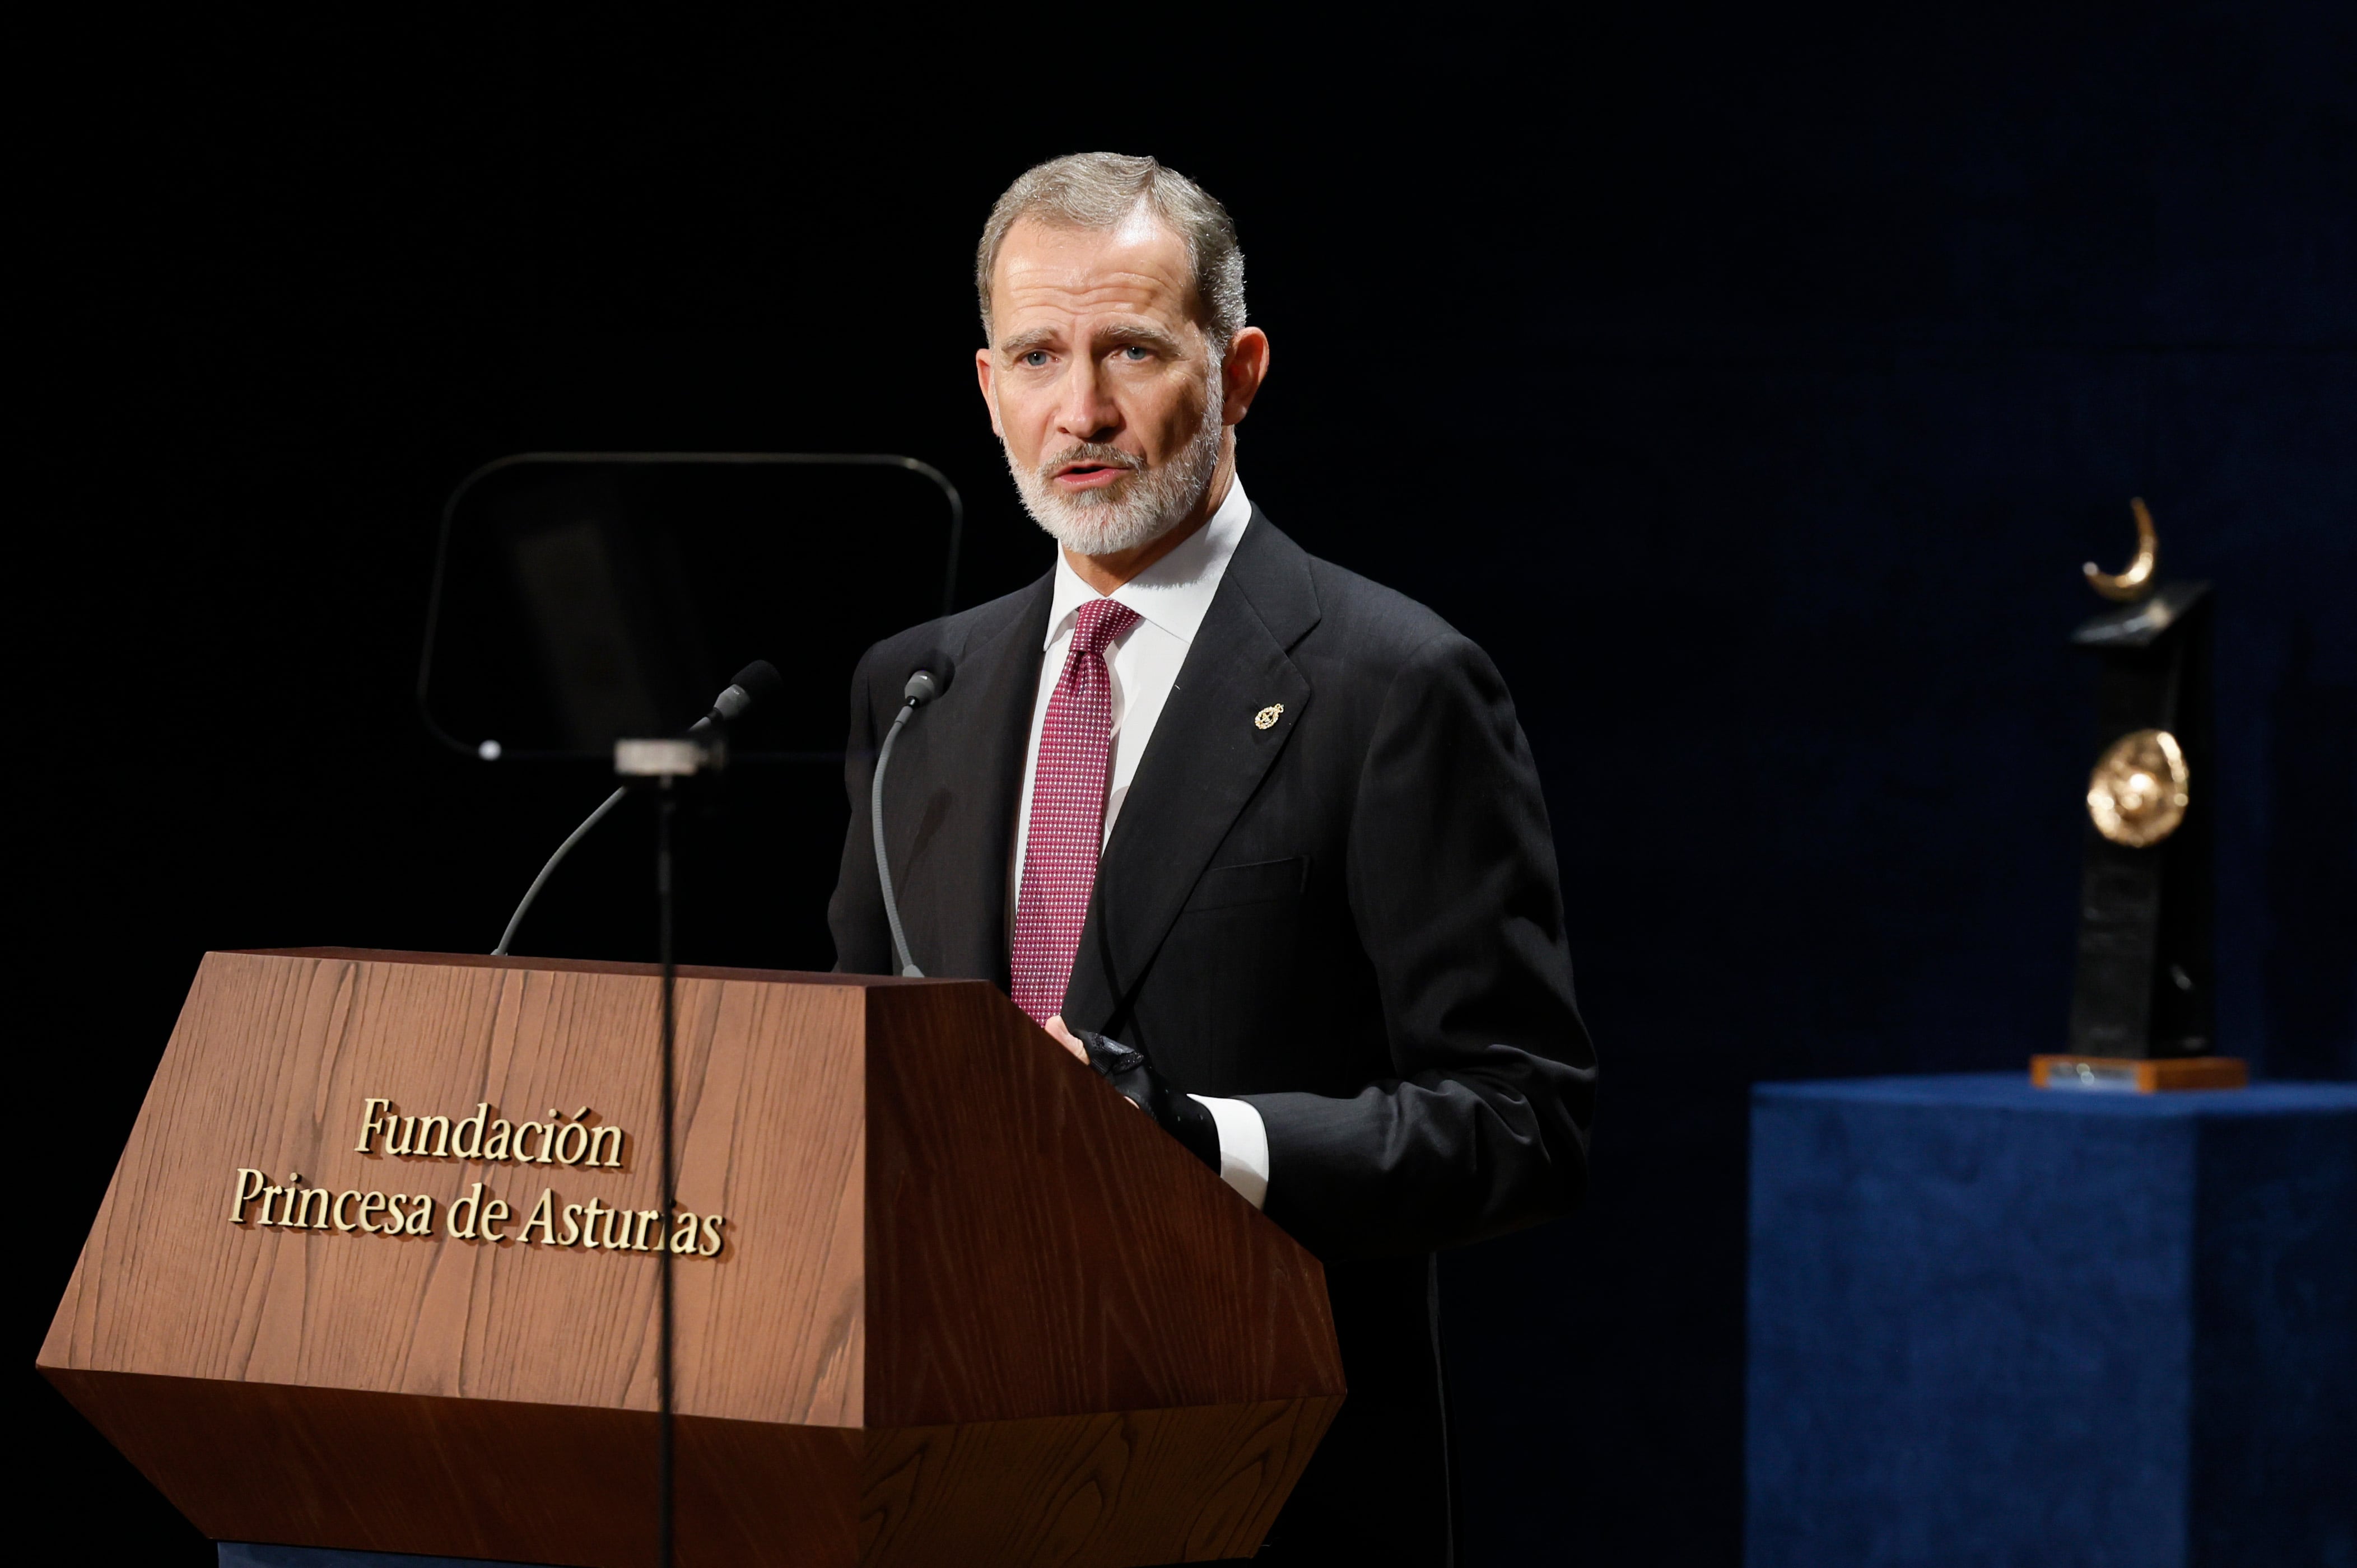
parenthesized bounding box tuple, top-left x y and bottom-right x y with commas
(690, 660, 784, 733)
(492, 660, 782, 956)
(872, 656, 955, 978)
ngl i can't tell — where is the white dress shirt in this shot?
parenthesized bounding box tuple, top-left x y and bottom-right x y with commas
(1012, 475, 1271, 1209)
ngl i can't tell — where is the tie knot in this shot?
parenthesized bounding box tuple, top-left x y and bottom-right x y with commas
(1072, 597, 1140, 659)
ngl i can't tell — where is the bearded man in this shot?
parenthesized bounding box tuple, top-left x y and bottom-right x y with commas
(828, 152, 1595, 1561)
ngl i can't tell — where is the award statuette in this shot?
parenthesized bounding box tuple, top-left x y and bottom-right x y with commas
(2035, 500, 2248, 1093)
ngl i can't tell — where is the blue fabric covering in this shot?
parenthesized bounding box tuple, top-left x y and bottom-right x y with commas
(1745, 1074, 2356, 1568)
(220, 1546, 528, 1568)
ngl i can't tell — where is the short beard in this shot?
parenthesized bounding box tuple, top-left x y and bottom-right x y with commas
(1004, 365, 1227, 558)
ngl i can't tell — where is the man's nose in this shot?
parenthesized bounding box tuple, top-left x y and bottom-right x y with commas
(1055, 356, 1120, 442)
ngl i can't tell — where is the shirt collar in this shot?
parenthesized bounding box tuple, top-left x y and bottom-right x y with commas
(1044, 475, 1252, 648)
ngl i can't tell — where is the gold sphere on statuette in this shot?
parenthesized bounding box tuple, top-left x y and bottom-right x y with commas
(1255, 703, 1284, 730)
(2088, 728, 2190, 847)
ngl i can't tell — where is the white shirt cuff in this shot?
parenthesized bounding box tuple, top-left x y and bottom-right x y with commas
(1187, 1094, 1270, 1210)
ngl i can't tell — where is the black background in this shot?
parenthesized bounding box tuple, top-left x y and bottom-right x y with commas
(21, 4, 2354, 1563)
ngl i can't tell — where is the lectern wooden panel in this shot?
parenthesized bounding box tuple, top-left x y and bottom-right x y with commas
(40, 949, 1343, 1566)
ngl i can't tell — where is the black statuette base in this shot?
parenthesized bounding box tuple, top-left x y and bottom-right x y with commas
(2064, 582, 2215, 1061)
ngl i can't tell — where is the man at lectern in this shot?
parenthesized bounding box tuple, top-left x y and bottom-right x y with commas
(830, 152, 1595, 1561)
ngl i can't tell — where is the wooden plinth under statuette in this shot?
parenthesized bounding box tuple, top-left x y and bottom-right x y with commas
(2029, 1054, 2249, 1094)
(40, 949, 1344, 1567)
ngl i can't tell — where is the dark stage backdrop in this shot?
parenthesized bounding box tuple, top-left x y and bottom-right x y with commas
(22, 7, 2354, 1564)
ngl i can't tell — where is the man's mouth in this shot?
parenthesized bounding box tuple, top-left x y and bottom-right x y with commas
(1049, 454, 1140, 489)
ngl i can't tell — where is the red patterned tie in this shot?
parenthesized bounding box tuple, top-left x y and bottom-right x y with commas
(1011, 596, 1141, 1023)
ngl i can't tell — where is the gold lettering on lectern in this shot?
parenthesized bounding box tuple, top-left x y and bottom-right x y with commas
(229, 1170, 436, 1235)
(226, 1096, 729, 1259)
(352, 1099, 625, 1168)
(518, 1188, 560, 1245)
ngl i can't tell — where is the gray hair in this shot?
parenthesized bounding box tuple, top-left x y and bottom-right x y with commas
(975, 152, 1247, 349)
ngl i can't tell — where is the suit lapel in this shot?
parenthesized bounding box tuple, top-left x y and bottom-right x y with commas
(889, 575, 1050, 987)
(1062, 513, 1322, 1031)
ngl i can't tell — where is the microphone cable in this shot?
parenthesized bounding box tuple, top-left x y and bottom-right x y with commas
(490, 660, 783, 956)
(872, 664, 952, 977)
(493, 786, 625, 956)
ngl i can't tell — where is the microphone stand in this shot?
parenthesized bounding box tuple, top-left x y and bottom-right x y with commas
(488, 677, 767, 1564)
(611, 736, 718, 1568)
(656, 774, 678, 1568)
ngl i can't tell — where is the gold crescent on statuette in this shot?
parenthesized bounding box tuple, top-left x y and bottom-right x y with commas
(2084, 497, 2159, 602)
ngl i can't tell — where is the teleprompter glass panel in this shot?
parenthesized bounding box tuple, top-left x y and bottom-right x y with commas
(418, 454, 963, 762)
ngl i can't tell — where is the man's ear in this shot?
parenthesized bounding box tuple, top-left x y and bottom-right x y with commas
(975, 347, 1004, 438)
(1221, 326, 1271, 427)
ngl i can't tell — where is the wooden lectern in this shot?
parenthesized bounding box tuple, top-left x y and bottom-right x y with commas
(40, 949, 1343, 1566)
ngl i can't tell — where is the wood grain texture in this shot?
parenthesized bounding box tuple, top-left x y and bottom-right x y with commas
(50, 1367, 1335, 1568)
(43, 949, 870, 1426)
(45, 1367, 863, 1568)
(865, 983, 1346, 1426)
(859, 1398, 1341, 1567)
(40, 950, 1343, 1566)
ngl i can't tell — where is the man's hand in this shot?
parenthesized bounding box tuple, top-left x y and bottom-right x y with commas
(1042, 1014, 1091, 1063)
(1045, 1021, 1220, 1170)
(1046, 1016, 1147, 1113)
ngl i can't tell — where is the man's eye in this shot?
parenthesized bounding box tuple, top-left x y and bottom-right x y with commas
(1021, 351, 1049, 367)
(1121, 345, 1150, 361)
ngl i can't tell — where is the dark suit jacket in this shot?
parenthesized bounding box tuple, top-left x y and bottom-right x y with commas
(828, 509, 1595, 1562)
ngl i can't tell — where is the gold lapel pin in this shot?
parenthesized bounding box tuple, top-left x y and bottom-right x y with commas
(1255, 703, 1284, 730)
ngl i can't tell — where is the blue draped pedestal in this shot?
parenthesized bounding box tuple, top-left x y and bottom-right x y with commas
(1745, 1074, 2355, 1568)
